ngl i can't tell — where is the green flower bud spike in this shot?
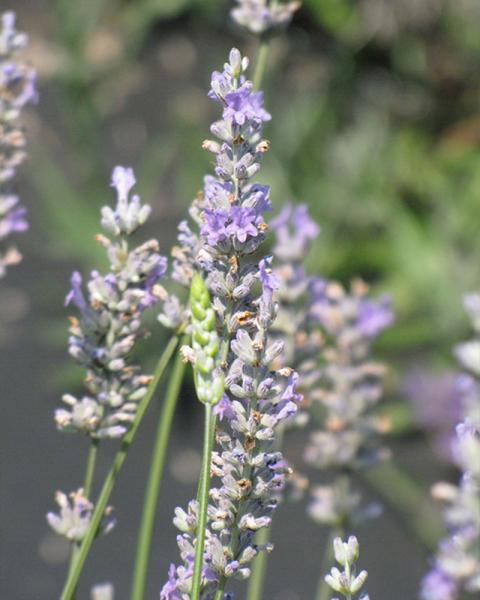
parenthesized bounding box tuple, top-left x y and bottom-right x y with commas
(190, 273, 224, 406)
(189, 274, 226, 600)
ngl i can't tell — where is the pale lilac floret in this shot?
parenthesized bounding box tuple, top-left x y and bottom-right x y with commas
(0, 197, 27, 238)
(357, 295, 394, 338)
(201, 209, 229, 246)
(111, 165, 136, 202)
(214, 394, 235, 421)
(259, 256, 279, 304)
(246, 184, 271, 212)
(271, 203, 319, 261)
(223, 84, 271, 126)
(65, 271, 87, 310)
(226, 205, 259, 242)
(421, 569, 457, 600)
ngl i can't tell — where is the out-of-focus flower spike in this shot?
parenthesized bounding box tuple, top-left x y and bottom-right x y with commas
(0, 11, 37, 277)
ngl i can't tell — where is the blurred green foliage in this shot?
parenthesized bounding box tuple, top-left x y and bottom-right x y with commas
(25, 0, 480, 366)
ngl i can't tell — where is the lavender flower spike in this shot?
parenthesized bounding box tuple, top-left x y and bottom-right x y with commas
(421, 292, 480, 600)
(55, 167, 168, 439)
(0, 12, 37, 277)
(161, 48, 301, 599)
(306, 279, 393, 528)
(231, 0, 301, 36)
(47, 488, 115, 542)
(325, 536, 370, 600)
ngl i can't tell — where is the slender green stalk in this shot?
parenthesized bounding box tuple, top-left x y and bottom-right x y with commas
(214, 579, 226, 600)
(245, 526, 270, 600)
(191, 402, 216, 600)
(130, 336, 188, 600)
(66, 439, 100, 594)
(60, 333, 181, 600)
(315, 529, 343, 600)
(253, 37, 270, 91)
(82, 439, 99, 498)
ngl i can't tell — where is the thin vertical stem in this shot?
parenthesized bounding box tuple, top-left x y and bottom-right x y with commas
(246, 526, 270, 600)
(66, 438, 100, 591)
(253, 37, 270, 91)
(191, 402, 215, 600)
(130, 337, 188, 600)
(83, 439, 99, 498)
(60, 333, 181, 600)
(214, 579, 226, 600)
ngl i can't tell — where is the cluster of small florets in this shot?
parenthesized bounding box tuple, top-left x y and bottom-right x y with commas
(421, 293, 480, 600)
(269, 203, 393, 524)
(305, 278, 394, 527)
(325, 536, 370, 600)
(55, 167, 167, 439)
(231, 0, 301, 35)
(0, 11, 37, 277)
(271, 203, 322, 373)
(161, 49, 301, 599)
(47, 488, 115, 542)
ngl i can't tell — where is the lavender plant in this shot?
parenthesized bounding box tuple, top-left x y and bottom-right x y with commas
(324, 536, 370, 600)
(306, 279, 393, 529)
(55, 166, 167, 439)
(420, 293, 480, 600)
(50, 166, 183, 600)
(0, 11, 36, 278)
(160, 47, 301, 600)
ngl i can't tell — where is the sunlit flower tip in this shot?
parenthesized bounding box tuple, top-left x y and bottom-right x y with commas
(111, 166, 136, 200)
(91, 583, 114, 600)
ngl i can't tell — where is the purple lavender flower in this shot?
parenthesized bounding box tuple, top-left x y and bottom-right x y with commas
(403, 368, 461, 462)
(357, 295, 394, 338)
(201, 209, 229, 247)
(161, 48, 301, 599)
(271, 202, 319, 262)
(259, 255, 279, 305)
(55, 167, 167, 439)
(420, 569, 457, 600)
(231, 0, 301, 36)
(0, 12, 37, 277)
(421, 292, 480, 600)
(226, 205, 259, 242)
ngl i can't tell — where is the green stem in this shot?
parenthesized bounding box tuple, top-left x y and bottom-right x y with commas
(315, 528, 343, 600)
(214, 579, 226, 600)
(66, 438, 100, 593)
(191, 402, 216, 600)
(362, 461, 443, 551)
(83, 439, 99, 498)
(130, 336, 188, 600)
(246, 526, 270, 600)
(253, 37, 270, 91)
(60, 333, 181, 600)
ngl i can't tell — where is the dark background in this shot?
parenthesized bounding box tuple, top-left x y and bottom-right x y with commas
(2, 0, 478, 598)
